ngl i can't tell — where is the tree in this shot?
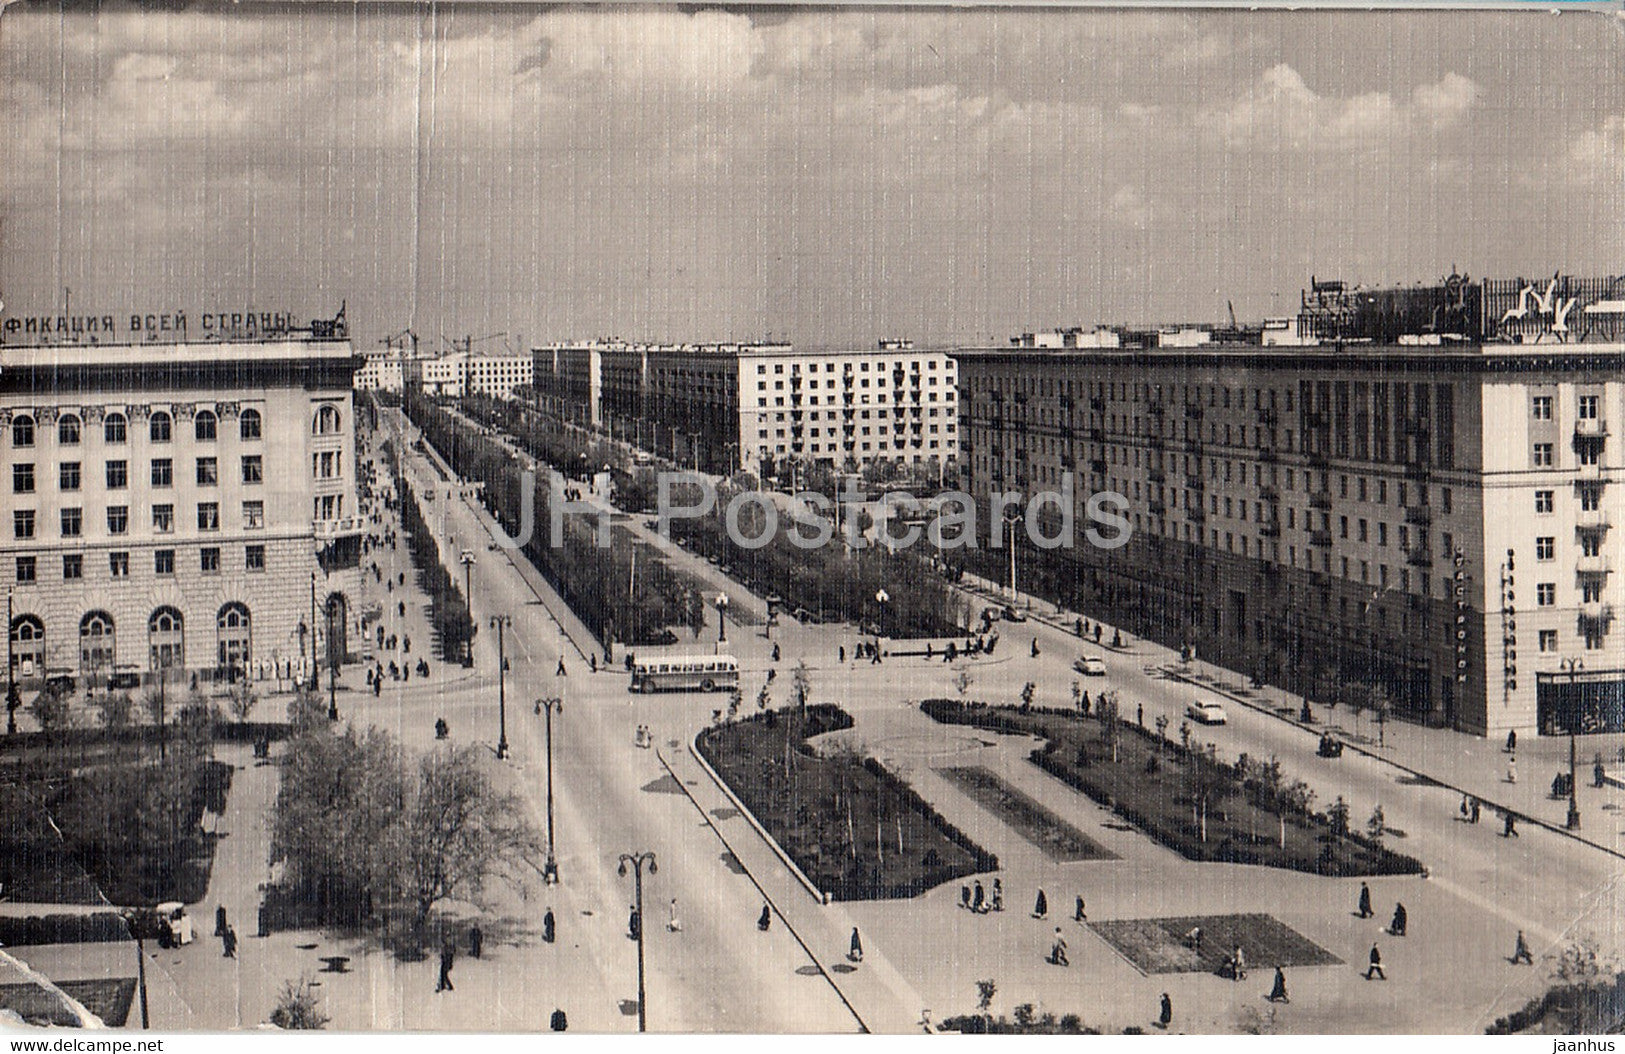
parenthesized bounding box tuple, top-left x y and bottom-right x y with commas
(975, 977, 997, 1023)
(29, 684, 73, 734)
(270, 977, 330, 1030)
(1071, 681, 1082, 710)
(1328, 796, 1352, 838)
(94, 691, 134, 731)
(228, 680, 258, 724)
(1184, 743, 1235, 843)
(954, 671, 974, 700)
(1019, 682, 1036, 711)
(1367, 804, 1386, 842)
(1369, 684, 1392, 746)
(401, 745, 541, 933)
(791, 660, 812, 715)
(1096, 691, 1122, 763)
(1154, 713, 1170, 753)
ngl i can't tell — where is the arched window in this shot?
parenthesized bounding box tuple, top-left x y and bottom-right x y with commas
(58, 414, 81, 445)
(11, 414, 35, 447)
(10, 615, 45, 680)
(239, 409, 262, 441)
(148, 606, 184, 671)
(314, 405, 341, 435)
(150, 411, 172, 443)
(217, 603, 251, 670)
(104, 412, 127, 444)
(80, 610, 115, 677)
(194, 410, 218, 441)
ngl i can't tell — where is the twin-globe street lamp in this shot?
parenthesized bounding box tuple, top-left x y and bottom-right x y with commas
(490, 614, 511, 759)
(1561, 657, 1583, 830)
(715, 593, 729, 648)
(460, 550, 477, 668)
(536, 695, 563, 884)
(617, 851, 658, 1032)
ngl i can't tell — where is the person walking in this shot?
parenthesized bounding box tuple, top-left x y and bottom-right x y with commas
(556, 658, 567, 677)
(839, 646, 846, 663)
(667, 898, 682, 933)
(1390, 903, 1407, 937)
(436, 939, 456, 992)
(1507, 755, 1518, 784)
(1503, 811, 1520, 838)
(1506, 729, 1517, 753)
(1031, 638, 1040, 658)
(1136, 703, 1144, 727)
(1158, 992, 1172, 1030)
(758, 903, 772, 932)
(550, 1009, 568, 1032)
(849, 927, 864, 963)
(1512, 930, 1534, 965)
(991, 879, 1004, 912)
(1471, 797, 1482, 824)
(972, 881, 985, 914)
(542, 908, 556, 944)
(961, 884, 972, 911)
(1032, 889, 1048, 919)
(1357, 881, 1373, 919)
(772, 643, 781, 663)
(1460, 794, 1471, 821)
(1050, 928, 1069, 966)
(1074, 895, 1087, 923)
(215, 905, 229, 937)
(221, 925, 237, 959)
(1268, 966, 1290, 1003)
(469, 925, 483, 959)
(1364, 944, 1386, 980)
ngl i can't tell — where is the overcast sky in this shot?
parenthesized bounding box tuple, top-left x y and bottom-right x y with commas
(2, 4, 1622, 351)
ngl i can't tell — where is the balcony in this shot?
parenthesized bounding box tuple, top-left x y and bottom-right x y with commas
(1576, 508, 1612, 532)
(1576, 418, 1610, 439)
(1185, 403, 1205, 420)
(1148, 433, 1167, 450)
(1404, 505, 1433, 526)
(1149, 499, 1168, 517)
(1309, 530, 1333, 548)
(1404, 459, 1430, 481)
(1089, 457, 1108, 475)
(1187, 476, 1207, 493)
(1148, 402, 1166, 417)
(1089, 396, 1106, 412)
(1257, 407, 1278, 427)
(1260, 445, 1279, 463)
(1148, 467, 1167, 484)
(1304, 410, 1327, 430)
(1309, 490, 1332, 510)
(1259, 484, 1280, 502)
(1405, 546, 1433, 568)
(1188, 505, 1207, 523)
(1577, 553, 1611, 577)
(1090, 427, 1106, 444)
(1261, 520, 1282, 538)
(313, 515, 366, 540)
(1307, 449, 1330, 469)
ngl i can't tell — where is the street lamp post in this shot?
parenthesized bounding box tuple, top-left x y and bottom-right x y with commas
(326, 600, 339, 721)
(309, 573, 319, 690)
(617, 851, 658, 1032)
(1562, 657, 1583, 830)
(715, 593, 729, 648)
(460, 550, 476, 668)
(491, 615, 511, 759)
(6, 588, 18, 735)
(537, 696, 562, 882)
(1003, 511, 1021, 605)
(875, 588, 890, 640)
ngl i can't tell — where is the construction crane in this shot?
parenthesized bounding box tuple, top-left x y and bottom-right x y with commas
(379, 328, 419, 353)
(442, 332, 507, 355)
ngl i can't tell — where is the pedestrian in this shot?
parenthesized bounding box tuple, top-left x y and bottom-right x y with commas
(1050, 927, 1069, 966)
(1268, 966, 1290, 1003)
(628, 905, 641, 941)
(1507, 755, 1518, 784)
(1158, 992, 1172, 1030)
(961, 884, 972, 911)
(542, 908, 556, 944)
(839, 646, 846, 663)
(1358, 882, 1373, 918)
(1230, 945, 1247, 980)
(557, 658, 567, 676)
(871, 644, 881, 664)
(991, 879, 1004, 912)
(436, 939, 455, 992)
(399, 600, 406, 618)
(1460, 794, 1470, 820)
(550, 1009, 568, 1032)
(1512, 930, 1534, 965)
(403, 634, 411, 654)
(667, 898, 682, 933)
(222, 925, 237, 959)
(590, 654, 598, 673)
(1503, 811, 1520, 838)
(1074, 895, 1087, 923)
(1094, 625, 1103, 643)
(1032, 889, 1048, 919)
(469, 924, 483, 959)
(972, 881, 985, 913)
(1364, 944, 1386, 980)
(1137, 703, 1144, 727)
(374, 676, 382, 698)
(1031, 638, 1040, 658)
(1506, 729, 1517, 753)
(849, 927, 864, 963)
(758, 903, 772, 932)
(1080, 689, 1090, 713)
(215, 905, 228, 937)
(1471, 798, 1481, 824)
(1390, 902, 1407, 937)
(772, 643, 781, 663)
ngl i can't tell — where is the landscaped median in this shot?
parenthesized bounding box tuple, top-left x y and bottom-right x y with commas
(696, 704, 997, 900)
(920, 698, 1425, 877)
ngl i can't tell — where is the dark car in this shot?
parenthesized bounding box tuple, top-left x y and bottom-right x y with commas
(44, 674, 75, 695)
(109, 672, 142, 690)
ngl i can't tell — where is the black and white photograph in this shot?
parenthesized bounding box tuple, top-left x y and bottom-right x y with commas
(1, 0, 1624, 1037)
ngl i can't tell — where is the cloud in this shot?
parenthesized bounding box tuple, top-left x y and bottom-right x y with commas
(1200, 63, 1477, 151)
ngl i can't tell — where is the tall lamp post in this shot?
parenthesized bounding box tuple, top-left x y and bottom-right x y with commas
(1561, 657, 1583, 830)
(715, 593, 729, 649)
(537, 696, 562, 883)
(460, 550, 476, 668)
(875, 588, 890, 640)
(325, 599, 339, 721)
(1003, 510, 1022, 605)
(617, 851, 658, 1032)
(6, 588, 18, 735)
(491, 614, 511, 758)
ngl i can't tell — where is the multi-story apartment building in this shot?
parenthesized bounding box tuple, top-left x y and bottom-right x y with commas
(531, 339, 958, 477)
(3, 328, 363, 690)
(408, 352, 532, 401)
(955, 273, 1625, 738)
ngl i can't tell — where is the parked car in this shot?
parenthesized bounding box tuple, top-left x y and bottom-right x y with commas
(154, 902, 194, 947)
(1001, 606, 1028, 623)
(1186, 699, 1228, 725)
(44, 674, 75, 695)
(1073, 655, 1107, 676)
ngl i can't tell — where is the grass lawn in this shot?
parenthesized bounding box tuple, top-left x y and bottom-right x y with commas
(698, 705, 997, 899)
(1090, 913, 1343, 975)
(0, 978, 137, 1027)
(921, 700, 1424, 878)
(940, 766, 1116, 862)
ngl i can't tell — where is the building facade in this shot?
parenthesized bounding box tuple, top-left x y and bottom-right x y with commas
(954, 340, 1625, 738)
(531, 339, 959, 477)
(3, 334, 364, 689)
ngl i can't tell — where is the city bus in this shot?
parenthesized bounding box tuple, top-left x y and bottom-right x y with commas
(629, 655, 740, 693)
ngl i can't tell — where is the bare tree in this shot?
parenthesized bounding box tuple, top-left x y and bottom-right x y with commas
(228, 680, 258, 724)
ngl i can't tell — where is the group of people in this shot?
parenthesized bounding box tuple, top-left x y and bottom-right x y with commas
(957, 878, 1006, 914)
(633, 724, 655, 750)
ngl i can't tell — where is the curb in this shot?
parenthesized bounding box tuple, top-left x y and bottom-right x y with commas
(686, 736, 830, 905)
(1162, 668, 1625, 863)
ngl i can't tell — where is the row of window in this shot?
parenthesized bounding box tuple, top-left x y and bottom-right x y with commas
(756, 360, 945, 374)
(7, 403, 344, 448)
(10, 409, 262, 447)
(1532, 394, 1602, 420)
(13, 500, 264, 538)
(11, 456, 265, 494)
(15, 544, 266, 582)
